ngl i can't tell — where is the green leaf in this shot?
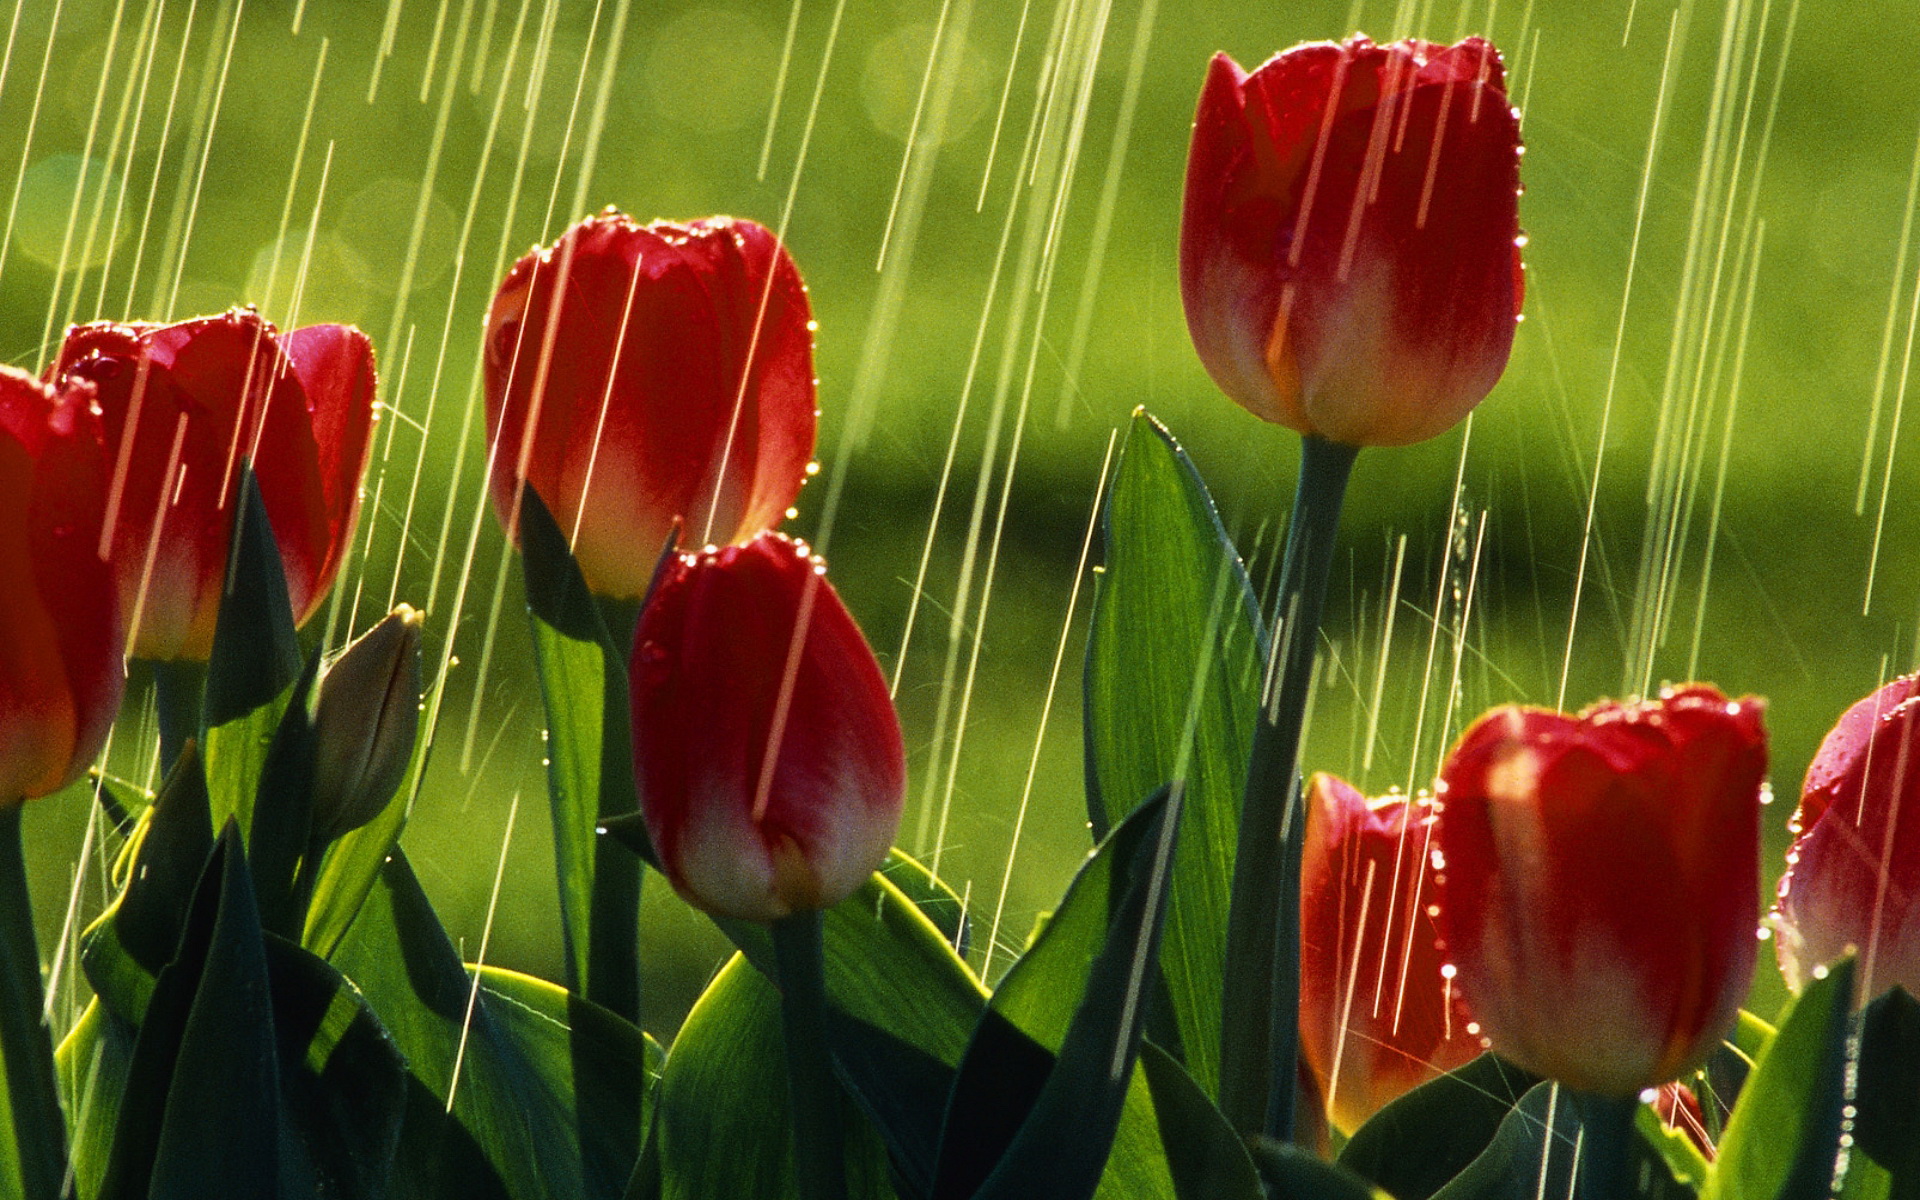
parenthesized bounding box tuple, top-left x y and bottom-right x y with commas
(249, 656, 322, 939)
(651, 954, 894, 1200)
(1429, 1085, 1695, 1200)
(203, 468, 305, 835)
(1083, 410, 1266, 1095)
(932, 786, 1183, 1200)
(81, 745, 216, 1024)
(1339, 1053, 1542, 1200)
(1636, 1105, 1711, 1190)
(714, 861, 987, 1198)
(56, 999, 138, 1200)
(1138, 1043, 1263, 1200)
(98, 825, 281, 1200)
(329, 850, 646, 1199)
(880, 849, 969, 955)
(1250, 1141, 1391, 1200)
(1854, 986, 1920, 1194)
(520, 483, 647, 1022)
(1703, 959, 1854, 1200)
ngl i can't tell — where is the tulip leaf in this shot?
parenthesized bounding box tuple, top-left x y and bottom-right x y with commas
(1249, 1141, 1391, 1199)
(713, 859, 986, 1198)
(249, 655, 322, 940)
(651, 953, 895, 1200)
(930, 784, 1182, 1200)
(203, 468, 305, 836)
(75, 837, 411, 1200)
(329, 849, 648, 1199)
(96, 825, 281, 1200)
(1636, 1105, 1711, 1190)
(1424, 1084, 1692, 1200)
(1338, 1053, 1543, 1200)
(1853, 986, 1920, 1191)
(1137, 1042, 1264, 1200)
(56, 999, 138, 1200)
(301, 673, 440, 961)
(80, 744, 217, 1025)
(1083, 410, 1266, 1096)
(519, 483, 650, 1024)
(1702, 958, 1854, 1200)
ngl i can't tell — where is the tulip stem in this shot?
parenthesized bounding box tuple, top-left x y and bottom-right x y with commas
(590, 595, 644, 1031)
(1570, 1091, 1641, 1199)
(1218, 434, 1357, 1143)
(150, 658, 207, 774)
(0, 806, 69, 1200)
(771, 910, 846, 1200)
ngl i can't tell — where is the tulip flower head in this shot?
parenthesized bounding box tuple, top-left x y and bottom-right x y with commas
(485, 210, 818, 599)
(1299, 773, 1481, 1132)
(47, 311, 377, 662)
(1181, 35, 1524, 447)
(0, 367, 123, 802)
(1435, 686, 1766, 1096)
(1775, 674, 1920, 999)
(630, 532, 904, 922)
(311, 605, 424, 842)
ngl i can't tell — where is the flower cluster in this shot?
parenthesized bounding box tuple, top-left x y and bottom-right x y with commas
(485, 210, 904, 922)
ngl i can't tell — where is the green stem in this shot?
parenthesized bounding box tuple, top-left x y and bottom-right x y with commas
(0, 807, 69, 1200)
(150, 658, 206, 774)
(590, 595, 643, 1029)
(1217, 434, 1357, 1143)
(1570, 1091, 1640, 1199)
(771, 911, 846, 1200)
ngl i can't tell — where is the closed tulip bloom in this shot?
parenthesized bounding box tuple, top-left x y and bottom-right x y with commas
(485, 211, 817, 599)
(1299, 773, 1481, 1132)
(1775, 674, 1920, 998)
(0, 367, 123, 802)
(1435, 686, 1766, 1095)
(311, 605, 424, 841)
(1180, 36, 1523, 447)
(47, 311, 377, 662)
(630, 532, 903, 922)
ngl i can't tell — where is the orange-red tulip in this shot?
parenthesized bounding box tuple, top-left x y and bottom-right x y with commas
(630, 532, 903, 922)
(1180, 35, 1523, 447)
(484, 211, 817, 598)
(1435, 686, 1765, 1095)
(1299, 773, 1481, 1132)
(0, 367, 122, 801)
(1775, 674, 1920, 998)
(48, 311, 376, 662)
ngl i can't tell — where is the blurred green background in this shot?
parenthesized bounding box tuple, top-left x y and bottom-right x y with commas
(6, 0, 1916, 1036)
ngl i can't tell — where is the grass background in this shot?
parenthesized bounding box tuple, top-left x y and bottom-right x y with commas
(5, 0, 1916, 1037)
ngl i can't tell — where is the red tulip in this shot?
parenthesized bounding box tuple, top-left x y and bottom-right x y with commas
(630, 532, 904, 922)
(1180, 35, 1523, 447)
(1299, 773, 1481, 1132)
(1434, 686, 1766, 1095)
(1775, 674, 1920, 999)
(484, 211, 817, 599)
(0, 367, 123, 801)
(47, 310, 377, 662)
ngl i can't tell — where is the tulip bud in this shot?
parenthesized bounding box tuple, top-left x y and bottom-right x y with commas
(630, 532, 904, 922)
(310, 605, 423, 840)
(1435, 685, 1766, 1096)
(1299, 773, 1481, 1132)
(1774, 674, 1920, 999)
(0, 367, 123, 802)
(484, 210, 818, 599)
(46, 310, 377, 661)
(1180, 36, 1524, 447)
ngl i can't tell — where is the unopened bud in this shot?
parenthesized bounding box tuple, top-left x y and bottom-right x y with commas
(311, 605, 423, 840)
